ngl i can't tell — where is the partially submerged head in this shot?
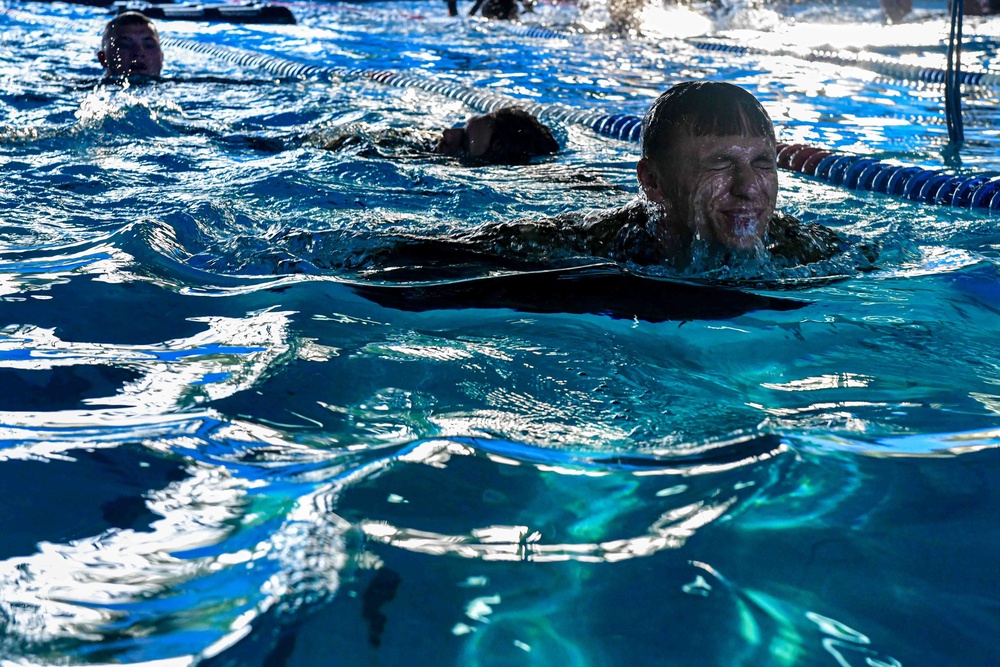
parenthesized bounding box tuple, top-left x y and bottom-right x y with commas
(636, 81, 778, 251)
(435, 107, 559, 164)
(98, 12, 163, 77)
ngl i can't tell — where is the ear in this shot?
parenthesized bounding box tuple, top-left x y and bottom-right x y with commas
(636, 156, 664, 204)
(97, 50, 108, 68)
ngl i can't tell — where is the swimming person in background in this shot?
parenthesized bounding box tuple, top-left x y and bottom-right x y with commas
(319, 106, 559, 165)
(369, 82, 876, 275)
(434, 107, 559, 164)
(98, 12, 163, 78)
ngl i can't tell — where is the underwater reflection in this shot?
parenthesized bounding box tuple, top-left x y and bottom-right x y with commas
(330, 433, 788, 563)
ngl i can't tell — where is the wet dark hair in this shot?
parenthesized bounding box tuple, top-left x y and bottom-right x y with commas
(482, 107, 560, 165)
(640, 82, 774, 161)
(102, 11, 159, 50)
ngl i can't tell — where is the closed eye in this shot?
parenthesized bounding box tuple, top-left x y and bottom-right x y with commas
(707, 158, 733, 171)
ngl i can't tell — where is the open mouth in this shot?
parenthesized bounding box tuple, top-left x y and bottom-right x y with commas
(718, 210, 766, 247)
(723, 208, 762, 220)
(723, 210, 763, 232)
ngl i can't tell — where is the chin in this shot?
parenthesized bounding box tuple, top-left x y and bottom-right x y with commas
(711, 217, 766, 251)
(723, 236, 765, 252)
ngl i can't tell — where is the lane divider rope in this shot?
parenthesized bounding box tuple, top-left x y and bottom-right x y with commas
(2, 6, 996, 209)
(687, 39, 1000, 88)
(492, 17, 1000, 89)
(479, 18, 568, 39)
(777, 142, 1000, 210)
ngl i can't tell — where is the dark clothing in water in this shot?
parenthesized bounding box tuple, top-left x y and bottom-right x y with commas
(447, 199, 874, 269)
(363, 198, 878, 281)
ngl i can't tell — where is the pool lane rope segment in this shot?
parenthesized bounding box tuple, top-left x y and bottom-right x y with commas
(490, 19, 1000, 90)
(777, 142, 1000, 210)
(162, 34, 640, 136)
(474, 18, 569, 40)
(687, 39, 1000, 89)
(2, 6, 996, 210)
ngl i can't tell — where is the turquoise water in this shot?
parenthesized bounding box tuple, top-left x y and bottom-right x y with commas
(3, 0, 1000, 664)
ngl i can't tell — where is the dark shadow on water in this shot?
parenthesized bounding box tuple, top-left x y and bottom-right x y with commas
(0, 366, 141, 411)
(0, 445, 187, 559)
(350, 263, 808, 323)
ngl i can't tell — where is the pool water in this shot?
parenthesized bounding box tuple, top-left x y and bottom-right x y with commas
(3, 0, 1000, 664)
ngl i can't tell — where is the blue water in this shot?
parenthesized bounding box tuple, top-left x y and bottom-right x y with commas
(3, 0, 1000, 664)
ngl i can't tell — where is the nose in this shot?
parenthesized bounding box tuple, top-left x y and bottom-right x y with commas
(119, 49, 142, 68)
(731, 162, 759, 199)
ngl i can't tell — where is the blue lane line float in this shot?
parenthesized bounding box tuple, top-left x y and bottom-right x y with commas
(946, 177, 993, 208)
(592, 113, 643, 142)
(777, 142, 1000, 210)
(886, 166, 926, 196)
(159, 36, 344, 79)
(687, 39, 749, 55)
(482, 19, 568, 40)
(843, 158, 878, 188)
(813, 154, 843, 180)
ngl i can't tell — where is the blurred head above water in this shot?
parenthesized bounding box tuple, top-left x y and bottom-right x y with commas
(98, 12, 163, 77)
(434, 107, 559, 165)
(636, 81, 778, 251)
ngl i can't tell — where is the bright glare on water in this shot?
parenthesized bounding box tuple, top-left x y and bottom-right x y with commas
(2, 0, 1000, 665)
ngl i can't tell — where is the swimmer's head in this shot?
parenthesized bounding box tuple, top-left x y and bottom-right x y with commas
(637, 82, 778, 251)
(98, 12, 163, 77)
(435, 107, 559, 164)
(639, 81, 775, 164)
